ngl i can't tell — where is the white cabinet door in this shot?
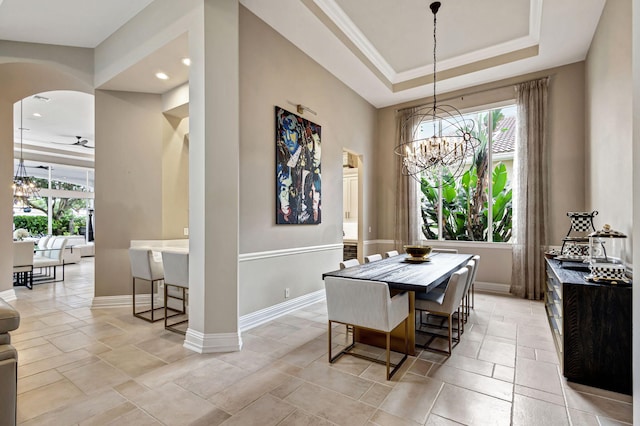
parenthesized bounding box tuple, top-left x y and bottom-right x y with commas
(343, 173, 358, 221)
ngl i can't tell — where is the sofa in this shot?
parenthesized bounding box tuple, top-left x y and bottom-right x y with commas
(0, 298, 20, 426)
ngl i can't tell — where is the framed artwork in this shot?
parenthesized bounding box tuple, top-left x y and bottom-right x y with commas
(275, 106, 321, 224)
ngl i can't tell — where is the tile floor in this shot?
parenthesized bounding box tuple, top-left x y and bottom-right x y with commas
(7, 258, 633, 425)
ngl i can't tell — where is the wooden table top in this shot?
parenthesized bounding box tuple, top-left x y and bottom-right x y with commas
(323, 252, 473, 293)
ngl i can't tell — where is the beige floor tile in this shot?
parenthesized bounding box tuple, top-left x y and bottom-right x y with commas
(515, 357, 563, 395)
(294, 362, 374, 400)
(134, 333, 196, 363)
(407, 358, 433, 377)
(18, 342, 64, 365)
(113, 379, 151, 399)
(17, 379, 85, 422)
(279, 409, 336, 426)
(279, 337, 328, 368)
(370, 409, 423, 426)
(99, 407, 162, 425)
(428, 363, 513, 402)
(173, 358, 251, 399)
(517, 345, 536, 360)
(535, 348, 560, 364)
(61, 359, 131, 394)
(486, 320, 517, 340)
(441, 353, 494, 377)
(17, 369, 64, 395)
(478, 338, 516, 368)
(511, 394, 569, 425)
(209, 367, 292, 414)
(12, 337, 48, 351)
(360, 382, 393, 408)
(431, 383, 511, 426)
(514, 384, 565, 406)
(217, 394, 295, 426)
(189, 407, 232, 426)
(493, 364, 514, 383)
(240, 333, 296, 358)
(77, 401, 138, 426)
(285, 382, 376, 426)
(98, 344, 167, 377)
(567, 408, 599, 426)
(18, 349, 93, 379)
(130, 382, 220, 426)
(563, 386, 632, 424)
(379, 373, 443, 424)
(47, 330, 98, 352)
(424, 413, 464, 425)
(269, 376, 305, 400)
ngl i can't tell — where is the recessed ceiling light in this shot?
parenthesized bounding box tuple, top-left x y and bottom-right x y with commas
(155, 72, 169, 80)
(32, 113, 42, 118)
(182, 58, 191, 66)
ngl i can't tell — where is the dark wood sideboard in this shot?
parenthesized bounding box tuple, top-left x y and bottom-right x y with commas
(545, 258, 632, 395)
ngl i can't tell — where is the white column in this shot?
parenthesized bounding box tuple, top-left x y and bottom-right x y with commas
(184, 0, 241, 352)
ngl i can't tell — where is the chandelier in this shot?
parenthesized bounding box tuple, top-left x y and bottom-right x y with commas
(395, 1, 480, 183)
(12, 100, 40, 207)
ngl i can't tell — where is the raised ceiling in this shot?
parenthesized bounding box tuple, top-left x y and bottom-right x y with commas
(2, 0, 606, 162)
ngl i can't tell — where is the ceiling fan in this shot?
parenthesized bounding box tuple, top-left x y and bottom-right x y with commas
(73, 136, 93, 149)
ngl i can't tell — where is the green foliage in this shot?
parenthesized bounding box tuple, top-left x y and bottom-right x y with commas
(420, 109, 513, 242)
(13, 216, 48, 235)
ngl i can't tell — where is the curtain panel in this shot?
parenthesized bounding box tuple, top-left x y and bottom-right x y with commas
(394, 107, 422, 251)
(511, 77, 549, 299)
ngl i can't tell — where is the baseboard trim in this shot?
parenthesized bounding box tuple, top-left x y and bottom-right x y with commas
(239, 244, 342, 262)
(475, 281, 510, 294)
(239, 289, 325, 332)
(183, 329, 243, 353)
(0, 289, 17, 302)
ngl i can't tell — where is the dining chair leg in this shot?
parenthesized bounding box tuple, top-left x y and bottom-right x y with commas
(327, 320, 332, 362)
(164, 281, 169, 330)
(386, 332, 391, 380)
(448, 315, 452, 354)
(471, 283, 475, 308)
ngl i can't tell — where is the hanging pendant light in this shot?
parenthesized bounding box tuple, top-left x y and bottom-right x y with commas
(395, 1, 480, 184)
(12, 99, 40, 207)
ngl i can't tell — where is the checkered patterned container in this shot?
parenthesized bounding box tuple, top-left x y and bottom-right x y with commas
(589, 263, 627, 282)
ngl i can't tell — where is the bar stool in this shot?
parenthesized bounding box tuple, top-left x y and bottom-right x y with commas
(129, 248, 164, 322)
(161, 250, 189, 334)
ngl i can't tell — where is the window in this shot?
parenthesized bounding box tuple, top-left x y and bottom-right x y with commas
(419, 105, 516, 242)
(13, 161, 94, 237)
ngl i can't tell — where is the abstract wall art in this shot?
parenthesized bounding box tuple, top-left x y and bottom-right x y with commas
(275, 106, 321, 224)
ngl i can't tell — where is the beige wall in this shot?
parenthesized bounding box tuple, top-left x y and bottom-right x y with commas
(162, 115, 189, 238)
(375, 62, 586, 286)
(238, 7, 376, 313)
(94, 90, 164, 297)
(585, 0, 632, 254)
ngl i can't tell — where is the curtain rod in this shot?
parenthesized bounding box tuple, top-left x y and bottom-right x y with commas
(395, 76, 550, 113)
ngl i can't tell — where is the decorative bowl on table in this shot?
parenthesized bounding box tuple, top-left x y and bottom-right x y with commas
(403, 245, 432, 261)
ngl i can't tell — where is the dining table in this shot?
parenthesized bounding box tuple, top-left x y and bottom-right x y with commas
(322, 252, 473, 355)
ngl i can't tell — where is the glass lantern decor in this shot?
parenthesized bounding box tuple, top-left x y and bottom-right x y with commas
(587, 224, 629, 283)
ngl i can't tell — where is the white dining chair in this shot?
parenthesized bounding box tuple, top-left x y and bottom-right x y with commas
(129, 248, 164, 322)
(339, 259, 360, 269)
(162, 251, 189, 334)
(324, 276, 409, 380)
(13, 241, 34, 289)
(384, 250, 399, 258)
(466, 255, 480, 313)
(33, 237, 67, 283)
(364, 254, 383, 263)
(415, 266, 469, 355)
